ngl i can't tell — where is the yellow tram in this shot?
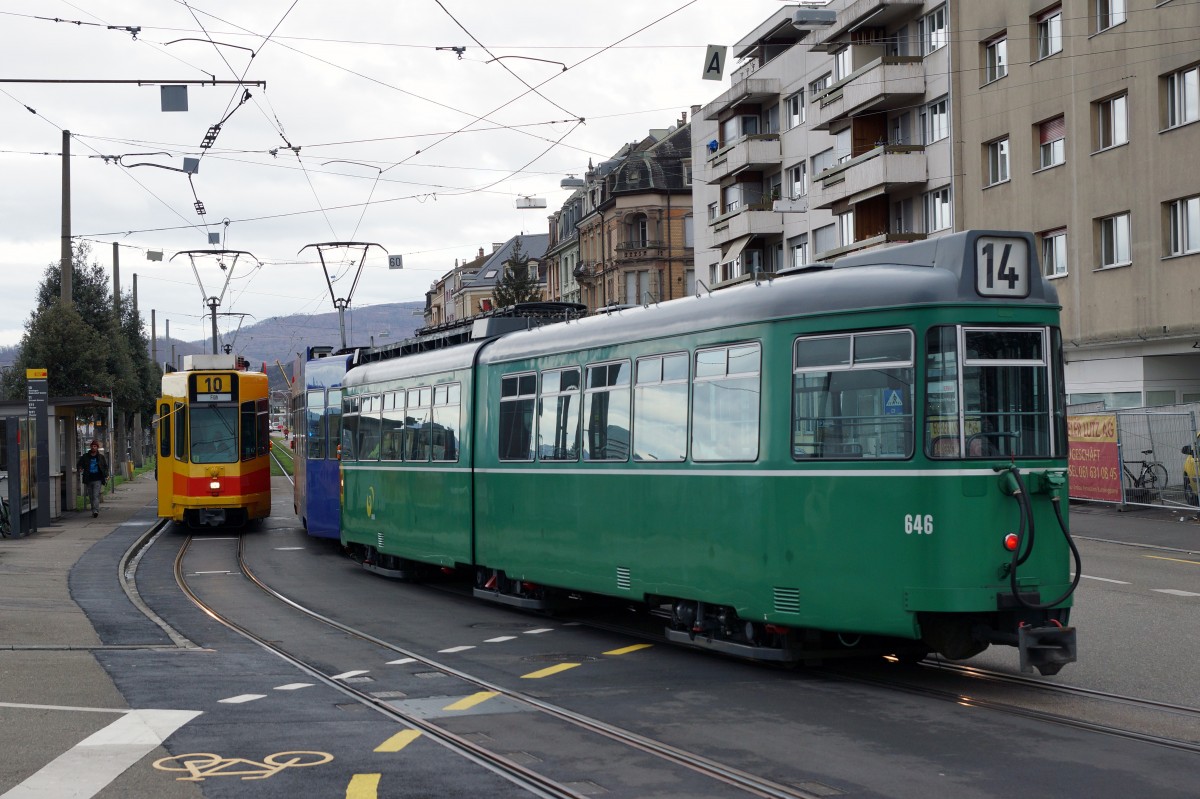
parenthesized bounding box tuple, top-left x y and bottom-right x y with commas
(156, 354, 272, 527)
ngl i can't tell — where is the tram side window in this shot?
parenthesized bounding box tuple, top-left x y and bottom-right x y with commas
(584, 361, 631, 461)
(693, 343, 761, 462)
(633, 353, 688, 462)
(793, 330, 914, 460)
(379, 391, 404, 461)
(174, 403, 187, 462)
(341, 396, 359, 461)
(240, 402, 256, 460)
(159, 403, 171, 458)
(357, 395, 382, 461)
(403, 387, 433, 461)
(539, 367, 581, 461)
(432, 384, 460, 462)
(307, 389, 325, 459)
(256, 398, 269, 456)
(925, 326, 1053, 458)
(327, 389, 343, 460)
(499, 373, 536, 461)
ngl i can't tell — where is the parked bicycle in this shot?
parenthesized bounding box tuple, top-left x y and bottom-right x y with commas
(1122, 449, 1168, 501)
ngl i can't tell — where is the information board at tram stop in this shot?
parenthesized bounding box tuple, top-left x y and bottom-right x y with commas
(1067, 415, 1121, 502)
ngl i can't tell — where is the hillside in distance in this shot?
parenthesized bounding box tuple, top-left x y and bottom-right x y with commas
(162, 301, 426, 390)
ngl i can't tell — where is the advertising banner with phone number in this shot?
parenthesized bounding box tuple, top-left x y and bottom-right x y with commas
(1068, 414, 1121, 501)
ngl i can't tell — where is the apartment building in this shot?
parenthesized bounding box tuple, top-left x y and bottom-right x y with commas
(694, 0, 1199, 406)
(955, 1, 1200, 406)
(566, 119, 696, 310)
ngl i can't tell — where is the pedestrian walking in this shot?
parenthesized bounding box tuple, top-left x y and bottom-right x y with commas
(77, 440, 109, 518)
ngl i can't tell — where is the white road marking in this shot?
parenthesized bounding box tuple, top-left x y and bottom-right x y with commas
(190, 537, 238, 541)
(274, 683, 314, 691)
(438, 646, 475, 653)
(1152, 589, 1200, 597)
(1081, 574, 1131, 584)
(190, 571, 233, 575)
(332, 670, 370, 680)
(387, 658, 416, 665)
(484, 636, 516, 643)
(218, 694, 266, 704)
(0, 702, 127, 714)
(1, 708, 200, 799)
(524, 628, 552, 635)
(274, 547, 305, 551)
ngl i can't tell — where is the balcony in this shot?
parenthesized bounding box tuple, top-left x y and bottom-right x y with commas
(808, 0, 925, 52)
(816, 230, 927, 261)
(614, 240, 668, 261)
(706, 134, 781, 183)
(809, 57, 926, 131)
(702, 78, 781, 121)
(709, 207, 782, 247)
(810, 145, 927, 210)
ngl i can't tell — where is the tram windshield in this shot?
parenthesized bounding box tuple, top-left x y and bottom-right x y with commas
(925, 326, 1059, 459)
(190, 405, 238, 463)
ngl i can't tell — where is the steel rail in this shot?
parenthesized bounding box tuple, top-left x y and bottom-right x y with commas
(173, 535, 584, 799)
(235, 540, 825, 799)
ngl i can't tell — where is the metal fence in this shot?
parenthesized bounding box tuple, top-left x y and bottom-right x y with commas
(1070, 404, 1199, 507)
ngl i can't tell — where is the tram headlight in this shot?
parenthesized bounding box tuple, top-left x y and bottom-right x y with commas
(209, 479, 221, 495)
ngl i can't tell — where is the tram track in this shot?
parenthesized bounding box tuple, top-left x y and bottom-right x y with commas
(173, 532, 829, 799)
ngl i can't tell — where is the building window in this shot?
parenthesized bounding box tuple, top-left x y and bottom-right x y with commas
(812, 148, 835, 176)
(984, 35, 1008, 83)
(1099, 212, 1131, 267)
(684, 214, 694, 248)
(1095, 94, 1127, 150)
(925, 186, 952, 232)
(1095, 0, 1126, 33)
(834, 128, 852, 164)
(627, 214, 648, 247)
(1036, 7, 1063, 59)
(785, 91, 805, 129)
(922, 97, 949, 143)
(809, 73, 832, 97)
(722, 184, 741, 214)
(1040, 229, 1068, 276)
(834, 47, 852, 81)
(837, 211, 855, 246)
(1038, 116, 1066, 168)
(1166, 65, 1199, 129)
(920, 5, 948, 55)
(814, 224, 837, 254)
(763, 103, 780, 134)
(683, 160, 693, 185)
(789, 234, 809, 268)
(707, 202, 718, 221)
(986, 138, 1010, 185)
(1167, 196, 1200, 256)
(788, 162, 808, 198)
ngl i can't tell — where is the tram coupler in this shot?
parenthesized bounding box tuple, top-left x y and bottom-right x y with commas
(1017, 623, 1077, 676)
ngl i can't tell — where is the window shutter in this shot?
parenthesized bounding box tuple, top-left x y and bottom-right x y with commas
(1040, 116, 1065, 144)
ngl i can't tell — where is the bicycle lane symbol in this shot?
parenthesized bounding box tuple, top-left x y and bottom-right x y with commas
(153, 750, 333, 781)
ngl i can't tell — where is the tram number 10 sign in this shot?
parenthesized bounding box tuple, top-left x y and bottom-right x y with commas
(974, 236, 1030, 299)
(189, 373, 237, 403)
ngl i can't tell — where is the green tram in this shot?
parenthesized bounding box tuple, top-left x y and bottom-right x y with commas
(339, 231, 1079, 674)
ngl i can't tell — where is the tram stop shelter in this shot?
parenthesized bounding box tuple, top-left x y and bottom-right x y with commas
(0, 395, 113, 523)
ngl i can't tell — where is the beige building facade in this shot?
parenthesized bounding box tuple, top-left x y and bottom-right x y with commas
(694, 0, 1200, 407)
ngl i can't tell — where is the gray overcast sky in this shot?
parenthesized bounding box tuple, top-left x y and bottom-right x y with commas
(1, 0, 788, 348)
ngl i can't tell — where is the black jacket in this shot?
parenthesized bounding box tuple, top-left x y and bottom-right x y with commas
(77, 451, 109, 484)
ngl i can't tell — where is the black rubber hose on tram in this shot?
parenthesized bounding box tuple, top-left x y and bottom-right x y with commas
(1006, 467, 1083, 611)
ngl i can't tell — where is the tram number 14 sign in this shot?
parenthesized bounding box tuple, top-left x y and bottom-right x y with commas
(974, 236, 1030, 299)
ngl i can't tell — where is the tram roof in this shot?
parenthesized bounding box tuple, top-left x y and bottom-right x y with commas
(344, 231, 1058, 384)
(480, 230, 1058, 364)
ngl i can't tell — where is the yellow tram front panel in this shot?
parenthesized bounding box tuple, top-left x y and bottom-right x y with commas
(156, 356, 272, 527)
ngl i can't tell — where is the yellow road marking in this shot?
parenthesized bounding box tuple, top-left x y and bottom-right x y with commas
(443, 691, 499, 711)
(603, 643, 652, 656)
(374, 730, 422, 752)
(521, 663, 581, 679)
(346, 773, 380, 798)
(1145, 555, 1200, 566)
